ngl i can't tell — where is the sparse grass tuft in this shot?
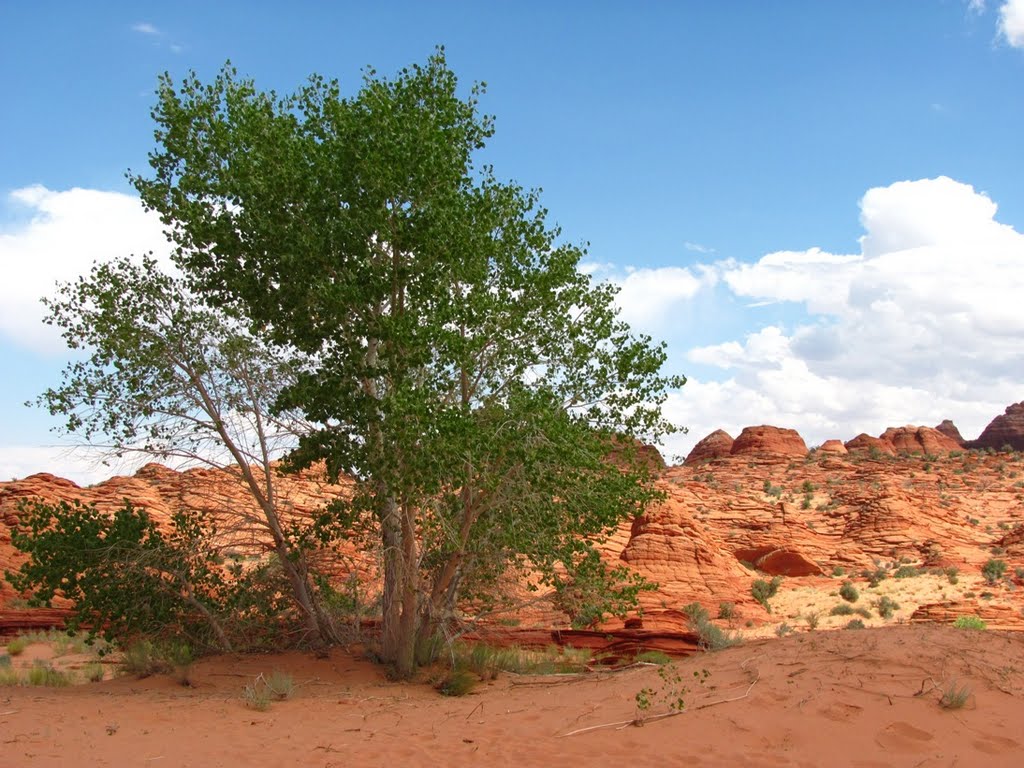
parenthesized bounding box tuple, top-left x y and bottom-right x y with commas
(940, 681, 971, 710)
(27, 660, 72, 687)
(120, 640, 169, 678)
(82, 662, 105, 682)
(265, 670, 295, 700)
(243, 680, 272, 710)
(634, 650, 672, 665)
(6, 637, 27, 656)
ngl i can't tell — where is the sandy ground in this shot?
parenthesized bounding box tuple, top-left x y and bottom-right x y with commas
(2, 625, 1023, 767)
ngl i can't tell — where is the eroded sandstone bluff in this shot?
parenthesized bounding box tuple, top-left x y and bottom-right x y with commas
(3, 404, 1024, 641)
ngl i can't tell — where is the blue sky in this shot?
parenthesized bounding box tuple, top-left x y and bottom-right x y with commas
(2, 1, 1023, 481)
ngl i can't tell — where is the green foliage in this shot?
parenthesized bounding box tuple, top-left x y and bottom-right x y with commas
(775, 623, 793, 638)
(952, 615, 987, 630)
(682, 604, 741, 651)
(0, 653, 10, 668)
(831, 566, 846, 577)
(845, 619, 866, 630)
(875, 596, 900, 619)
(717, 601, 736, 620)
(244, 679, 273, 710)
(265, 670, 295, 700)
(436, 668, 478, 697)
(8, 500, 231, 650)
(131, 50, 684, 676)
(634, 664, 706, 723)
(830, 604, 854, 616)
(838, 582, 859, 603)
(6, 637, 26, 656)
(982, 558, 1007, 585)
(751, 576, 782, 612)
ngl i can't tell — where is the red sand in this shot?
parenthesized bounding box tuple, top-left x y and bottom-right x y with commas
(3, 625, 1023, 767)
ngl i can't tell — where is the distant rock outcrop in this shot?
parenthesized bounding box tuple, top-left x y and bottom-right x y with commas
(730, 426, 807, 458)
(969, 402, 1024, 451)
(934, 419, 966, 446)
(817, 440, 848, 454)
(684, 430, 734, 465)
(879, 426, 961, 456)
(844, 433, 895, 456)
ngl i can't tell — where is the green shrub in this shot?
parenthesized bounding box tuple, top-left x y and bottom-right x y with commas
(982, 559, 1007, 585)
(830, 603, 854, 616)
(120, 640, 169, 678)
(845, 619, 865, 630)
(775, 623, 793, 638)
(892, 565, 920, 579)
(952, 615, 987, 630)
(717, 601, 736, 620)
(682, 602, 710, 624)
(751, 577, 782, 612)
(945, 567, 959, 585)
(832, 566, 846, 577)
(6, 637, 27, 656)
(436, 668, 477, 697)
(876, 596, 900, 619)
(839, 582, 859, 603)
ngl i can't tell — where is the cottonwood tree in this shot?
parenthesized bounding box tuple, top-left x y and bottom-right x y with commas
(38, 255, 342, 645)
(132, 50, 685, 677)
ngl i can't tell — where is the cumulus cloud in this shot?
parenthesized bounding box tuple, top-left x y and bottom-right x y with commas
(0, 185, 170, 351)
(1000, 0, 1024, 46)
(658, 177, 1024, 459)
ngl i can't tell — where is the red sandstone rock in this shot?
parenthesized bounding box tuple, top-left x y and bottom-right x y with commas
(730, 426, 807, 458)
(684, 430, 734, 465)
(844, 433, 895, 455)
(817, 440, 848, 454)
(969, 402, 1024, 451)
(879, 426, 961, 456)
(934, 419, 966, 446)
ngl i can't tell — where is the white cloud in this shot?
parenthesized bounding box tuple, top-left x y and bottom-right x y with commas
(1000, 0, 1024, 46)
(132, 22, 160, 36)
(0, 444, 152, 486)
(0, 186, 171, 352)
(597, 265, 717, 332)
(683, 241, 715, 254)
(968, 0, 986, 14)
(661, 177, 1024, 458)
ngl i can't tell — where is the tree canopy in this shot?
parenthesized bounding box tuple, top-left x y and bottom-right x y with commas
(99, 49, 681, 676)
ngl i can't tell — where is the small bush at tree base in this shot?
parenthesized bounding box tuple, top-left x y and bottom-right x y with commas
(436, 669, 477, 697)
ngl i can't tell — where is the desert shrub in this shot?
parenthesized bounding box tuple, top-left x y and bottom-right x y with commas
(940, 681, 971, 709)
(945, 567, 959, 585)
(801, 481, 815, 493)
(845, 619, 865, 630)
(953, 615, 987, 630)
(436, 668, 477, 697)
(6, 637, 27, 656)
(830, 604, 854, 616)
(121, 640, 171, 678)
(854, 607, 872, 618)
(27, 660, 72, 687)
(717, 601, 736, 620)
(0, 653, 9, 668)
(751, 576, 782, 612)
(0, 667, 21, 686)
(876, 596, 900, 619)
(839, 582, 859, 603)
(832, 566, 846, 577)
(682, 602, 710, 624)
(775, 623, 793, 638)
(982, 559, 1007, 585)
(244, 679, 273, 710)
(634, 650, 672, 665)
(893, 565, 921, 579)
(802, 611, 820, 630)
(683, 606, 741, 652)
(862, 567, 888, 587)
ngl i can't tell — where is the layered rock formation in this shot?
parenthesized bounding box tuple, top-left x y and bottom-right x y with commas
(879, 425, 961, 456)
(730, 426, 807, 458)
(970, 402, 1024, 451)
(934, 419, 966, 446)
(683, 430, 734, 465)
